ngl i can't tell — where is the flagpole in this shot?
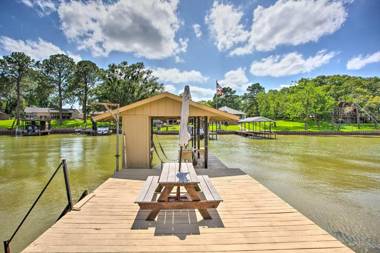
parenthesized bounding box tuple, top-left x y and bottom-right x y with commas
(215, 80, 218, 109)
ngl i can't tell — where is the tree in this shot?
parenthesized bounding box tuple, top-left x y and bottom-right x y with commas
(257, 92, 270, 117)
(242, 83, 265, 116)
(72, 60, 99, 122)
(41, 54, 75, 125)
(211, 87, 241, 110)
(0, 71, 14, 114)
(96, 61, 163, 106)
(0, 52, 34, 125)
(286, 81, 334, 129)
(24, 66, 54, 108)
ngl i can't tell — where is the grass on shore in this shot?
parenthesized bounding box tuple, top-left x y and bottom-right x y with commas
(0, 119, 111, 129)
(155, 120, 378, 132)
(0, 118, 378, 132)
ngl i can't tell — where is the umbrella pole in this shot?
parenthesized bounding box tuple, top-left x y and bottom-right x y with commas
(178, 146, 182, 172)
(177, 146, 183, 200)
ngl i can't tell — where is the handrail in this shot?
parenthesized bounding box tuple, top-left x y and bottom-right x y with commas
(3, 159, 73, 253)
(57, 190, 88, 221)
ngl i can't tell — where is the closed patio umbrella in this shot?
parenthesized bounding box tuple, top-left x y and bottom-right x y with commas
(178, 85, 191, 172)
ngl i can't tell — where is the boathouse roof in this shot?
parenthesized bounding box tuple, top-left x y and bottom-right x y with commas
(218, 106, 246, 116)
(239, 116, 275, 123)
(93, 92, 239, 122)
(24, 106, 80, 114)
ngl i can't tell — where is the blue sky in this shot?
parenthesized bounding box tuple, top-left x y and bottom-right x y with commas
(1, 0, 380, 100)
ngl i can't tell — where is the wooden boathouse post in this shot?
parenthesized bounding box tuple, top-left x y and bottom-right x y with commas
(204, 116, 209, 168)
(197, 116, 201, 159)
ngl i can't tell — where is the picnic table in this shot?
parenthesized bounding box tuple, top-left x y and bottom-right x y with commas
(135, 162, 222, 220)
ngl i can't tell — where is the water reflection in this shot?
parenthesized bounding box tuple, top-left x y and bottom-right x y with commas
(154, 134, 380, 253)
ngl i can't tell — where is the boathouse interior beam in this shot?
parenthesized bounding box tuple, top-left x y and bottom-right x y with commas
(204, 116, 209, 168)
(149, 117, 154, 169)
(197, 116, 200, 159)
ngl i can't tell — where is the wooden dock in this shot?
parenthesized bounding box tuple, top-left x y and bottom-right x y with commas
(22, 158, 353, 252)
(236, 130, 277, 139)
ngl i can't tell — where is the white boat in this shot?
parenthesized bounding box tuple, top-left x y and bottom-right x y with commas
(96, 127, 111, 135)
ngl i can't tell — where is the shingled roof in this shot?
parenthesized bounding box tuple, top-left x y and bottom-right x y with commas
(218, 106, 246, 116)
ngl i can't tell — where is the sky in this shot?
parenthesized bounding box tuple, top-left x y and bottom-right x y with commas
(0, 0, 380, 101)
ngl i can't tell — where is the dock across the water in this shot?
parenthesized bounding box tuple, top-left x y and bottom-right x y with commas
(236, 130, 277, 139)
(22, 156, 352, 253)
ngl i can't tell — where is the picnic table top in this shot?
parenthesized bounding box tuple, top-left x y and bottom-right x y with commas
(159, 162, 199, 185)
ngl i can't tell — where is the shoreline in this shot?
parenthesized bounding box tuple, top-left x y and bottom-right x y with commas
(0, 128, 380, 136)
(155, 130, 380, 136)
(1, 128, 379, 136)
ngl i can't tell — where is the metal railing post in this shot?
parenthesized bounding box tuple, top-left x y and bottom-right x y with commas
(3, 240, 10, 253)
(62, 159, 73, 210)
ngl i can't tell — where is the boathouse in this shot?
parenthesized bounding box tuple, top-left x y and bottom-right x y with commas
(238, 116, 276, 139)
(218, 106, 246, 119)
(93, 92, 239, 168)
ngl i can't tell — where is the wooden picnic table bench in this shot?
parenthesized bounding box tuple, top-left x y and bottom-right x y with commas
(135, 163, 222, 220)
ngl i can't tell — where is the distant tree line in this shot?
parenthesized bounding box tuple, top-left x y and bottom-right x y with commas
(202, 76, 380, 129)
(0, 52, 163, 126)
(1, 52, 379, 129)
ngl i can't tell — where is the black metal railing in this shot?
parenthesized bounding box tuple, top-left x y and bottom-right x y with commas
(3, 159, 79, 253)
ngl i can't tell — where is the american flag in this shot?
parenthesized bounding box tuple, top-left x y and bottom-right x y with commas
(216, 81, 224, 96)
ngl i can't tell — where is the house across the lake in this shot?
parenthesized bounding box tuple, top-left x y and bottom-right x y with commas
(333, 102, 375, 124)
(24, 106, 82, 120)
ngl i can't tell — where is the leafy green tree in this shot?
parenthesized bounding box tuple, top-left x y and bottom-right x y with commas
(96, 61, 163, 106)
(242, 83, 265, 116)
(24, 67, 54, 108)
(0, 52, 34, 125)
(287, 81, 334, 129)
(41, 54, 75, 124)
(257, 91, 270, 117)
(211, 87, 241, 110)
(0, 72, 15, 114)
(72, 60, 99, 122)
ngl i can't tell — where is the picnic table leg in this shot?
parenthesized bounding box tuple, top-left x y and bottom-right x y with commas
(198, 209, 212, 219)
(158, 185, 174, 202)
(184, 185, 211, 219)
(147, 207, 161, 221)
(184, 185, 200, 201)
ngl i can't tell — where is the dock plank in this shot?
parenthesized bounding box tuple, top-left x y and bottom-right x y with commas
(22, 167, 353, 253)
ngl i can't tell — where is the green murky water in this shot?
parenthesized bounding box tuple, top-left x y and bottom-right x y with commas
(0, 135, 115, 252)
(0, 134, 380, 252)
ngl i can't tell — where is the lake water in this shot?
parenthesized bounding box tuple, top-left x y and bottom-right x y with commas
(0, 134, 379, 252)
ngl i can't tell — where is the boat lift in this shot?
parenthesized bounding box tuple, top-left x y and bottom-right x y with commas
(93, 102, 124, 172)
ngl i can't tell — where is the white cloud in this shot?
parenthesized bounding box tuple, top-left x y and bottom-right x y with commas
(164, 84, 177, 93)
(346, 51, 380, 70)
(193, 24, 202, 38)
(163, 84, 214, 101)
(151, 68, 209, 84)
(204, 0, 347, 55)
(250, 50, 336, 77)
(205, 1, 249, 51)
(189, 85, 215, 101)
(57, 0, 186, 60)
(0, 36, 81, 62)
(219, 67, 250, 91)
(20, 0, 56, 16)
